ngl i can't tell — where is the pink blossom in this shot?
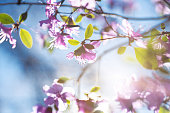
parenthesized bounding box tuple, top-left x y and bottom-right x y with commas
(39, 17, 78, 49)
(43, 81, 74, 111)
(69, 0, 96, 10)
(76, 99, 97, 113)
(118, 19, 146, 47)
(117, 97, 136, 112)
(31, 105, 52, 113)
(102, 22, 117, 40)
(0, 23, 16, 49)
(67, 41, 101, 64)
(46, 0, 61, 18)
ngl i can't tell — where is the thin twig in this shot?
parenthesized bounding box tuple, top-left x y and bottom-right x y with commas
(0, 2, 170, 21)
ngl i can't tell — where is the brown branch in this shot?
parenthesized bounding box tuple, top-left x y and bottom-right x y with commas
(0, 2, 170, 21)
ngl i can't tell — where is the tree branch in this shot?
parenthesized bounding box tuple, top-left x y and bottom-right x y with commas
(0, 2, 170, 21)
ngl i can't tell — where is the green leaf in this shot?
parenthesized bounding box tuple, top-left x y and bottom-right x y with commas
(58, 77, 70, 83)
(84, 44, 95, 49)
(151, 28, 160, 39)
(94, 110, 104, 113)
(135, 47, 158, 70)
(86, 13, 95, 18)
(19, 28, 33, 48)
(66, 99, 70, 105)
(76, 14, 84, 23)
(161, 23, 165, 30)
(84, 9, 90, 13)
(68, 39, 80, 46)
(85, 24, 93, 39)
(60, 15, 76, 25)
(118, 46, 126, 55)
(162, 35, 168, 42)
(0, 13, 15, 24)
(93, 26, 99, 31)
(19, 12, 27, 23)
(90, 86, 100, 92)
(159, 106, 169, 113)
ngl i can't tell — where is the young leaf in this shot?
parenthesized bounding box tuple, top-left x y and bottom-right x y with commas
(84, 9, 90, 13)
(86, 13, 95, 18)
(68, 39, 80, 46)
(162, 35, 168, 42)
(85, 24, 93, 39)
(93, 26, 99, 31)
(118, 46, 126, 55)
(159, 106, 169, 113)
(0, 13, 15, 24)
(76, 14, 84, 23)
(58, 77, 70, 83)
(60, 15, 75, 25)
(151, 28, 160, 39)
(90, 86, 100, 92)
(19, 12, 27, 23)
(19, 28, 33, 48)
(135, 47, 158, 70)
(94, 110, 104, 113)
(84, 44, 95, 49)
(161, 23, 165, 30)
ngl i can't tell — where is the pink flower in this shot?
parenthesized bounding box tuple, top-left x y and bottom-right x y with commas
(46, 0, 61, 18)
(67, 41, 101, 64)
(69, 0, 96, 10)
(49, 32, 72, 49)
(31, 105, 52, 113)
(102, 22, 117, 40)
(43, 81, 74, 111)
(39, 17, 78, 49)
(118, 19, 146, 47)
(0, 23, 16, 49)
(117, 97, 136, 112)
(76, 99, 97, 113)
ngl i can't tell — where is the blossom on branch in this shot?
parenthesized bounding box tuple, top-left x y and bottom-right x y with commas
(46, 0, 61, 18)
(0, 23, 16, 49)
(67, 41, 101, 64)
(118, 19, 146, 47)
(39, 17, 79, 49)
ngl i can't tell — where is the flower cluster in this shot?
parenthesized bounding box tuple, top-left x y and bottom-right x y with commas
(32, 79, 74, 113)
(40, 0, 79, 50)
(31, 78, 106, 113)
